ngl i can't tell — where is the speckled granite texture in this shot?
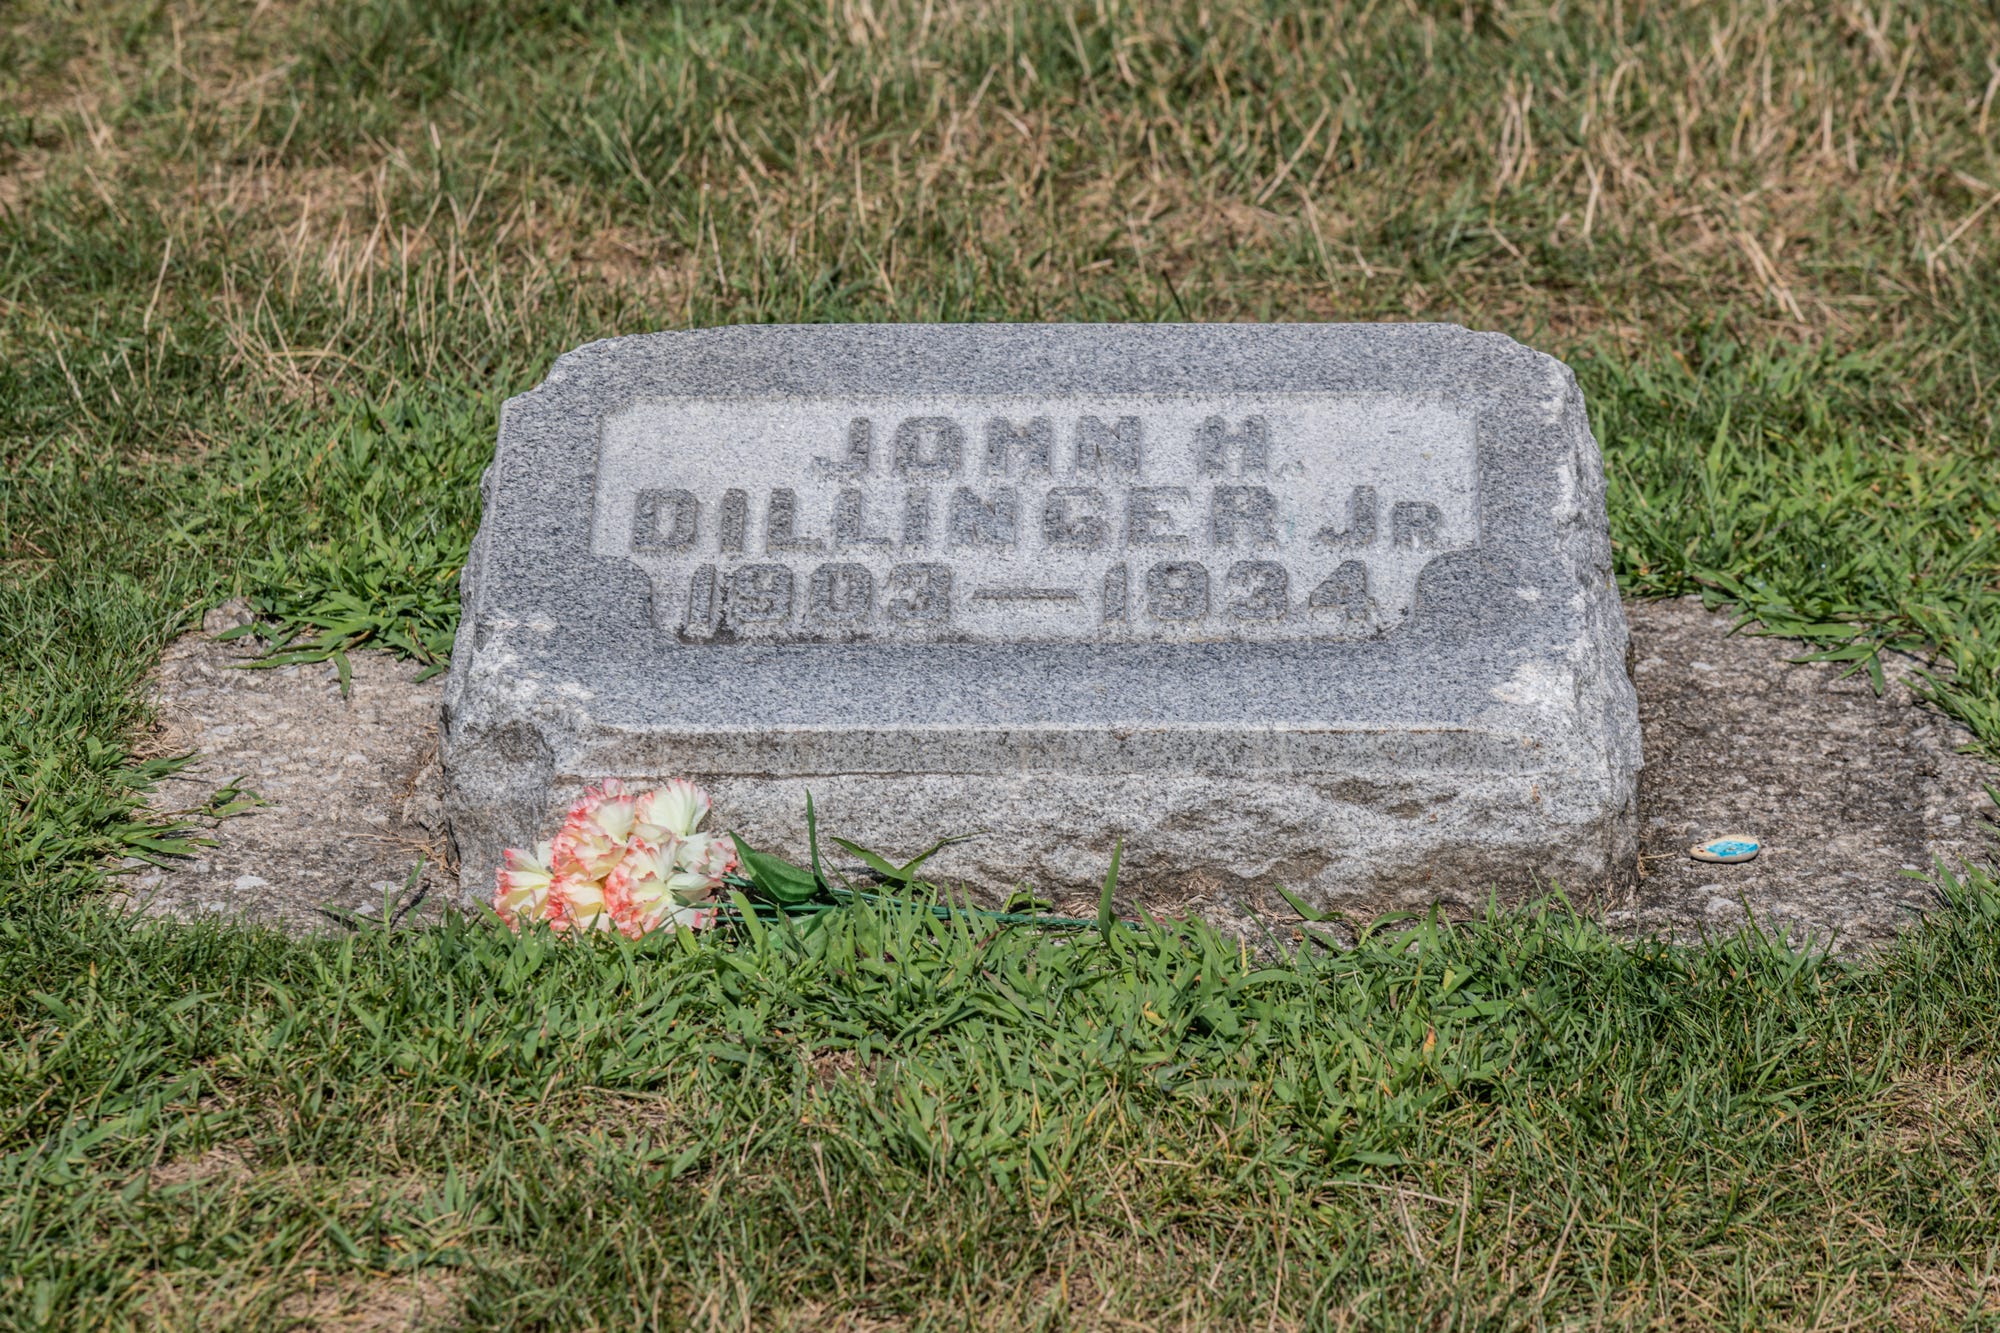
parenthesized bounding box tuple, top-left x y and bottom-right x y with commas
(441, 324, 1642, 913)
(128, 599, 1991, 950)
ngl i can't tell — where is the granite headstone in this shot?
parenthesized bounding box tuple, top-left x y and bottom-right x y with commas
(443, 324, 1641, 914)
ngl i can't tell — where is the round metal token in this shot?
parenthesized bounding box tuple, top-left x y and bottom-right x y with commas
(1689, 835, 1761, 864)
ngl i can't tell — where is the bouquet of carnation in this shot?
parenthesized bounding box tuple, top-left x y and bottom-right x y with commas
(493, 779, 738, 937)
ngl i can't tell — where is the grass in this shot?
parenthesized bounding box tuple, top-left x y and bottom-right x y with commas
(2, 0, 1999, 1325)
(9, 874, 2000, 1328)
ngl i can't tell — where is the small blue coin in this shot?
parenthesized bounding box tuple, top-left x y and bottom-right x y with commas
(1689, 836, 1761, 864)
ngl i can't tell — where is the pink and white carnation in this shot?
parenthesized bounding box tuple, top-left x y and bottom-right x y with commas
(493, 841, 557, 929)
(549, 780, 638, 880)
(607, 835, 728, 937)
(549, 867, 619, 933)
(633, 778, 710, 842)
(675, 830, 737, 884)
(495, 779, 732, 938)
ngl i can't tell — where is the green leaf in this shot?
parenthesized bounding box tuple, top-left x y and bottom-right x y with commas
(120, 835, 204, 855)
(726, 891, 767, 948)
(1354, 910, 1422, 945)
(1793, 643, 1876, 663)
(727, 833, 821, 905)
(829, 832, 982, 887)
(806, 790, 826, 891)
(1276, 882, 1343, 923)
(894, 832, 982, 878)
(829, 837, 907, 883)
(1098, 839, 1123, 941)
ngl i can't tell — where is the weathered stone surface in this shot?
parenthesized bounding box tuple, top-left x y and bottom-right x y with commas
(1605, 597, 1997, 951)
(132, 598, 1993, 949)
(117, 602, 449, 932)
(442, 323, 1642, 914)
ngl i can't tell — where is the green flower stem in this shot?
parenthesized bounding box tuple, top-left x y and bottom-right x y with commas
(718, 875, 1112, 930)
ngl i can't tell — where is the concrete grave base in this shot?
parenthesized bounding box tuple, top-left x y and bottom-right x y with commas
(117, 602, 452, 933)
(1609, 597, 1995, 945)
(125, 599, 1993, 952)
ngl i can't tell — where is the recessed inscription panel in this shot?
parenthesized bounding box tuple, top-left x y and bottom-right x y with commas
(591, 394, 1477, 643)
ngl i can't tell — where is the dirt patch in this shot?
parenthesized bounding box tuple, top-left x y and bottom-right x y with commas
(123, 598, 1995, 949)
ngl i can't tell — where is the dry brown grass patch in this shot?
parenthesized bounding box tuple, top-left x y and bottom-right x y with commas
(274, 1269, 463, 1332)
(13, 0, 1996, 405)
(146, 1142, 257, 1190)
(1878, 1056, 1993, 1159)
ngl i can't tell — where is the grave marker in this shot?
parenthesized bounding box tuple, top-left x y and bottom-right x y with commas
(443, 324, 1642, 912)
